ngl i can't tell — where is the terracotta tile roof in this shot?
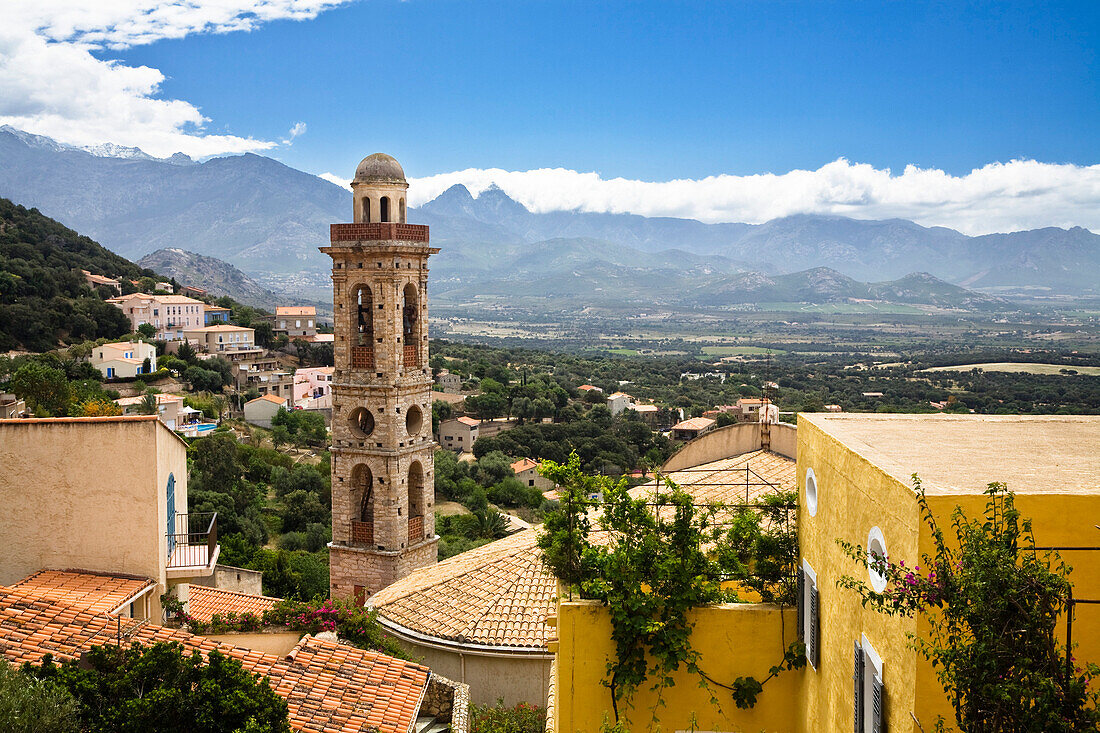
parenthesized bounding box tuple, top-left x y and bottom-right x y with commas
(11, 571, 154, 616)
(0, 586, 430, 733)
(187, 586, 281, 622)
(672, 417, 716, 431)
(511, 458, 539, 474)
(276, 306, 317, 317)
(455, 416, 480, 427)
(370, 530, 557, 650)
(371, 450, 796, 653)
(184, 324, 253, 333)
(247, 394, 288, 405)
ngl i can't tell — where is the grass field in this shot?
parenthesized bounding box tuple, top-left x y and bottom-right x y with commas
(602, 347, 641, 356)
(922, 362, 1100, 376)
(701, 345, 783, 356)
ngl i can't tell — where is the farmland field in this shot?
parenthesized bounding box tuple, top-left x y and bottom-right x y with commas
(922, 362, 1100, 376)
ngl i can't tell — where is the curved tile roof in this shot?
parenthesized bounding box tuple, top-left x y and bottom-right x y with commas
(370, 449, 797, 653)
(187, 585, 280, 622)
(369, 529, 556, 650)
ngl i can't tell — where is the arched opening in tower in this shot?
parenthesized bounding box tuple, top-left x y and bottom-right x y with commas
(361, 197, 371, 223)
(402, 283, 419, 368)
(407, 461, 424, 544)
(352, 285, 374, 369)
(380, 196, 391, 223)
(351, 464, 374, 545)
(399, 197, 406, 224)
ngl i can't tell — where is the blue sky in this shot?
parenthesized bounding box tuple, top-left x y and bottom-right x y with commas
(3, 0, 1099, 232)
(106, 0, 1098, 180)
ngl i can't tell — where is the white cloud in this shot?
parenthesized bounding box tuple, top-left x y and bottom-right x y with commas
(407, 158, 1100, 235)
(318, 172, 351, 189)
(0, 2, 354, 158)
(282, 121, 307, 144)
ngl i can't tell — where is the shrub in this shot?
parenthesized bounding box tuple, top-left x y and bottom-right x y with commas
(470, 699, 546, 733)
(0, 663, 79, 733)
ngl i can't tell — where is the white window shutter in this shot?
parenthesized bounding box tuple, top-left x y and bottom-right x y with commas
(871, 675, 884, 733)
(853, 642, 864, 733)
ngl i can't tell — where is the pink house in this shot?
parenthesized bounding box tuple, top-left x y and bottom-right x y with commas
(293, 366, 334, 408)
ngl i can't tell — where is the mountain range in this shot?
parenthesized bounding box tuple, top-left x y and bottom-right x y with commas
(136, 248, 290, 309)
(1, 126, 1096, 307)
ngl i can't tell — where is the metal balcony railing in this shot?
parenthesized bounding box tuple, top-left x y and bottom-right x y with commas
(166, 512, 217, 569)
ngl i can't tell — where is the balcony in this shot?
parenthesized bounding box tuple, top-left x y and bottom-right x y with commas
(351, 520, 374, 545)
(351, 346, 375, 369)
(166, 512, 219, 579)
(330, 222, 429, 243)
(408, 515, 424, 544)
(403, 344, 419, 368)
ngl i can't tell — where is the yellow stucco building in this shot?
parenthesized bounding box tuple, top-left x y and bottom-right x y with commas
(549, 414, 1100, 732)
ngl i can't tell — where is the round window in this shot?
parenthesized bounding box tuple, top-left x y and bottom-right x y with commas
(867, 527, 888, 593)
(348, 407, 375, 438)
(805, 467, 818, 518)
(405, 404, 423, 436)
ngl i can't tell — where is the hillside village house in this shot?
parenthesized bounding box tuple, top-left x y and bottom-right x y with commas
(182, 324, 256, 353)
(671, 415, 717, 440)
(511, 458, 555, 491)
(606, 391, 636, 415)
(244, 393, 289, 428)
(107, 293, 205, 340)
(434, 369, 462, 393)
(81, 269, 121, 293)
(274, 306, 317, 339)
(577, 384, 602, 395)
(0, 413, 470, 732)
(628, 402, 660, 426)
(294, 366, 334, 408)
(89, 340, 157, 379)
(438, 416, 480, 451)
(114, 392, 188, 429)
(0, 416, 218, 621)
(0, 393, 26, 419)
(204, 304, 232, 325)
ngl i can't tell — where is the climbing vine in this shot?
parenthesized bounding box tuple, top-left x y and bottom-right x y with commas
(537, 453, 803, 723)
(837, 477, 1100, 733)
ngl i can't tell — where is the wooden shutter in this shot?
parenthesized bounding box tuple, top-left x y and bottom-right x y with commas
(853, 642, 864, 733)
(809, 585, 819, 668)
(797, 567, 805, 639)
(871, 675, 884, 733)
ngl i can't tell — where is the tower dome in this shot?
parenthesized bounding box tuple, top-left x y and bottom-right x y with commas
(354, 153, 405, 182)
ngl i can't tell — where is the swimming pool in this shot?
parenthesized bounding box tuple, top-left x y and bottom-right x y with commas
(194, 423, 218, 434)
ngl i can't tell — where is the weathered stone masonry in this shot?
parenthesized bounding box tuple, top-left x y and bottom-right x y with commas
(322, 153, 439, 601)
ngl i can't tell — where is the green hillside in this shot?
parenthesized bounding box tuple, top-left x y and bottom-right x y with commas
(0, 198, 160, 351)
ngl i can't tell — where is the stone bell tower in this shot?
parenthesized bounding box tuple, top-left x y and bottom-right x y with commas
(322, 153, 438, 603)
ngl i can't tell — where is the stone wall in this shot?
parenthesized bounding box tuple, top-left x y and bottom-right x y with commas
(422, 673, 470, 733)
(329, 537, 438, 601)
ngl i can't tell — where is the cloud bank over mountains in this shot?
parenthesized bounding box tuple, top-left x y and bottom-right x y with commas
(0, 1, 352, 158)
(387, 158, 1100, 236)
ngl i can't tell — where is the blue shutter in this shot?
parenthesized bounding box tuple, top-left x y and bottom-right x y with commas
(166, 473, 176, 555)
(854, 642, 864, 733)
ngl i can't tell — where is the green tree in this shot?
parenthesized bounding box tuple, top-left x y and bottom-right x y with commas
(29, 643, 290, 733)
(280, 490, 328, 534)
(11, 361, 69, 416)
(138, 393, 158, 415)
(136, 322, 156, 339)
(176, 341, 197, 364)
(0, 663, 79, 733)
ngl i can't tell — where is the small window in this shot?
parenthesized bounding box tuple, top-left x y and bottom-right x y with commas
(800, 560, 819, 670)
(806, 468, 818, 517)
(866, 527, 888, 593)
(854, 635, 885, 733)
